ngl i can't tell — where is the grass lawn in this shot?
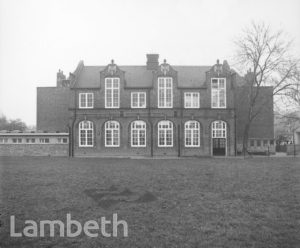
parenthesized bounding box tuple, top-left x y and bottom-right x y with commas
(0, 156, 300, 248)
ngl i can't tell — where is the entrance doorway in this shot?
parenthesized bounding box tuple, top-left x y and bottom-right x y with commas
(212, 120, 227, 156)
(212, 138, 226, 156)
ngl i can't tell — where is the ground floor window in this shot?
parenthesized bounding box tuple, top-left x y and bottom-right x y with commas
(79, 121, 94, 147)
(105, 121, 120, 147)
(131, 120, 146, 147)
(158, 120, 173, 147)
(185, 121, 200, 147)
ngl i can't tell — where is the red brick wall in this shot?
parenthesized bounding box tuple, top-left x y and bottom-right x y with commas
(37, 87, 70, 132)
(0, 144, 68, 156)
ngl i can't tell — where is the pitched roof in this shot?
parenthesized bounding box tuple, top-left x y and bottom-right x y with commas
(173, 66, 211, 88)
(74, 65, 212, 88)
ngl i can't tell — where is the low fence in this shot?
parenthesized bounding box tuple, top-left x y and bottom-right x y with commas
(286, 144, 300, 156)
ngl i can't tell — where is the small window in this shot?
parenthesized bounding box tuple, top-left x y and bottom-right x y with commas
(270, 140, 274, 145)
(79, 93, 94, 108)
(257, 140, 261, 147)
(26, 138, 35, 143)
(184, 92, 200, 108)
(131, 92, 146, 108)
(263, 140, 268, 146)
(0, 138, 8, 143)
(250, 140, 255, 147)
(40, 138, 50, 144)
(13, 138, 22, 143)
(58, 138, 68, 143)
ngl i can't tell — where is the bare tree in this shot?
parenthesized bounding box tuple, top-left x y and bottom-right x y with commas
(235, 22, 299, 155)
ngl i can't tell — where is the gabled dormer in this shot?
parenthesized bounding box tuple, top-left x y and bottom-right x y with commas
(206, 60, 235, 109)
(152, 59, 179, 108)
(100, 60, 125, 109)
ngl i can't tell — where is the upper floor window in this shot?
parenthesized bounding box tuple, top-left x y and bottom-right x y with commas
(131, 120, 146, 147)
(185, 121, 200, 147)
(79, 121, 93, 147)
(105, 78, 120, 108)
(131, 92, 146, 108)
(158, 120, 173, 147)
(211, 78, 226, 108)
(79, 93, 94, 108)
(158, 77, 173, 108)
(184, 92, 200, 108)
(105, 121, 120, 147)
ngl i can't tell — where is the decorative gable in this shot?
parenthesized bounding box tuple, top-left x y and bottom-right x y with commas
(101, 60, 124, 78)
(156, 59, 177, 78)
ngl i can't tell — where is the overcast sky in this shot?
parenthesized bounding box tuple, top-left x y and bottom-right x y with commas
(0, 0, 299, 126)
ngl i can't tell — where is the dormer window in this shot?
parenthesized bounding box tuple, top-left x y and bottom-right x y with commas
(211, 78, 226, 108)
(158, 77, 173, 108)
(105, 78, 120, 108)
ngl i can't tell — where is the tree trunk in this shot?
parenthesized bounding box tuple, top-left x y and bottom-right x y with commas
(242, 123, 250, 157)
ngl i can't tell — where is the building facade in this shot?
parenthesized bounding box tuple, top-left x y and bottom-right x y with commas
(36, 54, 275, 157)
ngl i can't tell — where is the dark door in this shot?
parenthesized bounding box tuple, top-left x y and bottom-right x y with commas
(213, 138, 226, 156)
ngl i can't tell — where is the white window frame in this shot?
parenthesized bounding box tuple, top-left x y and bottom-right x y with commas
(131, 92, 146, 108)
(212, 120, 227, 138)
(57, 138, 68, 144)
(131, 120, 146, 147)
(39, 138, 50, 144)
(79, 121, 94, 147)
(26, 138, 36, 143)
(185, 121, 200, 147)
(211, 78, 226, 108)
(105, 121, 120, 147)
(158, 120, 173, 147)
(184, 92, 200, 108)
(0, 138, 8, 143)
(105, 78, 120, 108)
(79, 93, 94, 109)
(158, 77, 173, 108)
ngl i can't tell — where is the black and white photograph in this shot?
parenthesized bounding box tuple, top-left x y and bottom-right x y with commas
(0, 0, 299, 247)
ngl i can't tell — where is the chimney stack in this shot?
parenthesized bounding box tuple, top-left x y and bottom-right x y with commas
(56, 69, 66, 87)
(146, 54, 159, 70)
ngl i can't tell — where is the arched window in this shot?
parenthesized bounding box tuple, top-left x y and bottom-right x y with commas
(131, 120, 146, 147)
(212, 120, 226, 138)
(185, 121, 200, 147)
(105, 121, 120, 147)
(79, 121, 93, 147)
(158, 120, 173, 147)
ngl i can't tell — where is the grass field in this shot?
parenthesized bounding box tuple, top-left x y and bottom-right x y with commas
(0, 156, 299, 248)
